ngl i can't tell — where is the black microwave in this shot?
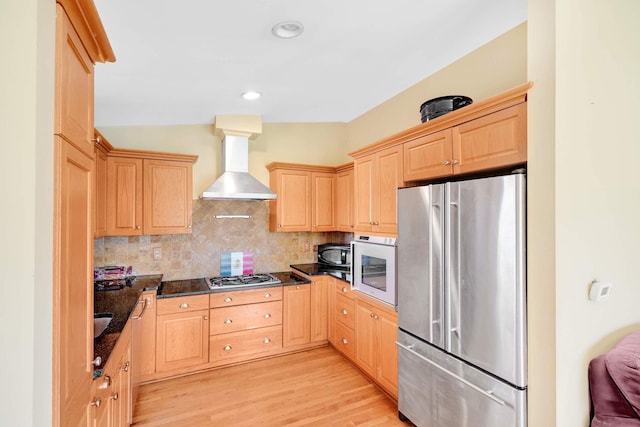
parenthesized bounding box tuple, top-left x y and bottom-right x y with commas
(317, 243, 351, 268)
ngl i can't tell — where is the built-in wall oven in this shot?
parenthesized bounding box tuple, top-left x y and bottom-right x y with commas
(351, 235, 397, 306)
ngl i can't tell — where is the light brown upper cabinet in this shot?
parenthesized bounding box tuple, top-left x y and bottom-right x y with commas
(403, 103, 527, 182)
(267, 163, 336, 232)
(54, 3, 94, 158)
(335, 163, 354, 232)
(104, 150, 197, 236)
(353, 145, 403, 236)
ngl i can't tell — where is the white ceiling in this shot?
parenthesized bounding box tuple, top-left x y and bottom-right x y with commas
(93, 0, 527, 127)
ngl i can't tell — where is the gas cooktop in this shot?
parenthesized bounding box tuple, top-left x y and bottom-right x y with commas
(205, 273, 281, 289)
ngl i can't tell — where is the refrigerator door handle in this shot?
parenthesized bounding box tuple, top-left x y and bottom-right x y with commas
(396, 341, 506, 406)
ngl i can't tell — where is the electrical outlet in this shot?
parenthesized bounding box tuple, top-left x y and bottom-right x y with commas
(153, 247, 162, 260)
(303, 241, 310, 252)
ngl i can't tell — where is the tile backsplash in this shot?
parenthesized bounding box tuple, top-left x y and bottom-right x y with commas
(94, 199, 351, 281)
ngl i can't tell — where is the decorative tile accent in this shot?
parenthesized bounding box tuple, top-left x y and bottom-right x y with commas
(94, 199, 352, 281)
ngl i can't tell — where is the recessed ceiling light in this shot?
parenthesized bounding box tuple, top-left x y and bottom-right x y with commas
(242, 91, 261, 100)
(272, 21, 304, 39)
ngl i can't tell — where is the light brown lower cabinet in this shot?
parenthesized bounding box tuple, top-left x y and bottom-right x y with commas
(283, 284, 311, 346)
(155, 295, 210, 374)
(91, 321, 132, 427)
(327, 276, 398, 399)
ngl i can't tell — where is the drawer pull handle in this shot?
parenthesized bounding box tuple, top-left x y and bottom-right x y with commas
(180, 303, 190, 309)
(264, 313, 271, 319)
(342, 338, 348, 345)
(264, 293, 271, 298)
(263, 338, 271, 344)
(224, 297, 232, 303)
(342, 309, 348, 315)
(90, 399, 101, 408)
(109, 393, 119, 401)
(223, 345, 232, 351)
(224, 318, 233, 324)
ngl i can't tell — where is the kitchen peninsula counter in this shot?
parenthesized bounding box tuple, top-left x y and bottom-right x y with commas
(94, 274, 163, 373)
(290, 263, 351, 283)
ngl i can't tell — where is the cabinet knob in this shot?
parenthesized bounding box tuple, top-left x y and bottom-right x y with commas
(264, 293, 271, 298)
(122, 361, 130, 372)
(180, 303, 190, 309)
(341, 338, 348, 345)
(136, 225, 141, 230)
(224, 318, 233, 324)
(370, 312, 375, 318)
(452, 159, 459, 165)
(278, 224, 282, 228)
(98, 376, 111, 390)
(92, 356, 102, 367)
(263, 338, 271, 344)
(109, 393, 119, 401)
(90, 398, 102, 408)
(91, 136, 102, 144)
(342, 309, 348, 315)
(224, 297, 232, 303)
(264, 313, 271, 319)
(342, 287, 348, 293)
(223, 345, 232, 351)
(443, 160, 451, 165)
(374, 314, 379, 319)
(204, 316, 208, 320)
(187, 225, 192, 229)
(296, 285, 300, 290)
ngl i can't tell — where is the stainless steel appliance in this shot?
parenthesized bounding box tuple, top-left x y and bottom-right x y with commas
(351, 235, 397, 306)
(317, 243, 351, 268)
(205, 273, 281, 289)
(397, 172, 527, 427)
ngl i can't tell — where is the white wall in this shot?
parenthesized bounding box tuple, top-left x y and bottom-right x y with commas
(0, 0, 55, 426)
(529, 0, 640, 425)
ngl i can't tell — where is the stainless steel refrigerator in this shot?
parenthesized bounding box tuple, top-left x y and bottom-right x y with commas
(397, 172, 527, 427)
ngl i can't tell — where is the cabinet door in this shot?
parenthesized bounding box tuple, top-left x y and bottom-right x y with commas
(310, 277, 329, 342)
(270, 169, 311, 232)
(335, 168, 354, 232)
(143, 159, 193, 235)
(106, 157, 143, 236)
(283, 284, 311, 347)
(94, 148, 107, 238)
(138, 293, 157, 382)
(354, 301, 377, 378)
(156, 310, 209, 373)
(55, 4, 94, 158)
(53, 136, 94, 427)
(376, 145, 403, 235)
(311, 172, 336, 231)
(403, 129, 454, 181)
(111, 338, 132, 426)
(452, 103, 527, 174)
(377, 311, 399, 398)
(353, 154, 375, 233)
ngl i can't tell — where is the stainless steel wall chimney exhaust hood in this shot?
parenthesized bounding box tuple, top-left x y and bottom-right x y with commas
(201, 129, 276, 200)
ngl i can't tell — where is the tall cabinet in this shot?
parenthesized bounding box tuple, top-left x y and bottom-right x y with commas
(53, 1, 114, 426)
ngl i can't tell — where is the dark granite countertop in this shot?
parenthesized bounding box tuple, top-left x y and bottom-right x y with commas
(94, 274, 162, 376)
(290, 263, 351, 284)
(158, 271, 310, 298)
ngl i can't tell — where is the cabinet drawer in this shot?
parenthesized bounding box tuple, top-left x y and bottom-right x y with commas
(334, 294, 355, 329)
(210, 301, 282, 335)
(210, 286, 282, 308)
(209, 325, 283, 365)
(334, 322, 356, 360)
(157, 294, 209, 315)
(334, 281, 354, 300)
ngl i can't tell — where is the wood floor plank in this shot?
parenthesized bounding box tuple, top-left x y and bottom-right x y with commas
(133, 346, 408, 426)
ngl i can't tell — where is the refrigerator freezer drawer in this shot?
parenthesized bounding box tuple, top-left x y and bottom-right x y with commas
(398, 330, 526, 427)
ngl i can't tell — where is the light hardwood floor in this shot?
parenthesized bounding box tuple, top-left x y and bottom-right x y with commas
(133, 346, 408, 426)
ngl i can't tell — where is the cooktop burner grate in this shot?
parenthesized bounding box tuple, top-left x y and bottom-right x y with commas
(205, 273, 281, 289)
